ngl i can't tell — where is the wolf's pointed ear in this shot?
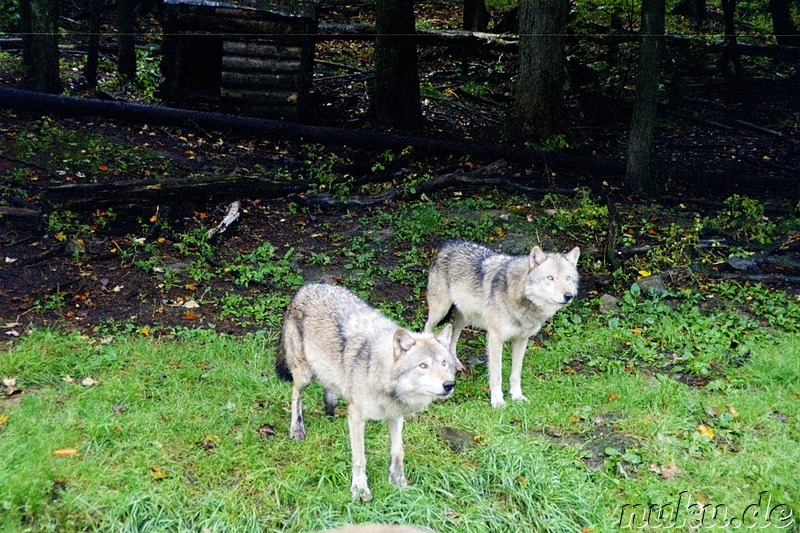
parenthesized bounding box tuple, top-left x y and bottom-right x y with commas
(530, 246, 547, 267)
(434, 323, 453, 347)
(565, 247, 581, 266)
(393, 328, 416, 358)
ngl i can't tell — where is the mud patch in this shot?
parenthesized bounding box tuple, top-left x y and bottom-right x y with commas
(544, 414, 641, 475)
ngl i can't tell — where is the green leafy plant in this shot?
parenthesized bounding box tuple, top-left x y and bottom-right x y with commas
(714, 195, 778, 244)
(229, 242, 303, 289)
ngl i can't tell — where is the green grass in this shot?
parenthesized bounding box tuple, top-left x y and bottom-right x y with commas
(2, 312, 798, 531)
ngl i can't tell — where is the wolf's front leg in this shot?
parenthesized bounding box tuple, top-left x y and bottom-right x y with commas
(509, 337, 529, 402)
(486, 331, 506, 407)
(348, 405, 372, 502)
(388, 417, 407, 487)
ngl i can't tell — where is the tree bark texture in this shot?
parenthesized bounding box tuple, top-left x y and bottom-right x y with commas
(512, 0, 569, 139)
(719, 0, 743, 78)
(21, 0, 62, 93)
(370, 0, 421, 128)
(118, 0, 137, 80)
(463, 0, 490, 32)
(84, 0, 102, 88)
(625, 0, 665, 194)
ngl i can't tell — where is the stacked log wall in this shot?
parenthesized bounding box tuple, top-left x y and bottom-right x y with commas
(160, 0, 316, 119)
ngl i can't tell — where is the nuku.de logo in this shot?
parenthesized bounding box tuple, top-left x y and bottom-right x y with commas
(618, 490, 794, 529)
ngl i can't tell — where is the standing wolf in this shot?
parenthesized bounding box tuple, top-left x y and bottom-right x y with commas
(276, 283, 457, 502)
(424, 240, 579, 407)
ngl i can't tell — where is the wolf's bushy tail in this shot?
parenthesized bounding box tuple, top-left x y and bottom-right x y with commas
(274, 331, 293, 382)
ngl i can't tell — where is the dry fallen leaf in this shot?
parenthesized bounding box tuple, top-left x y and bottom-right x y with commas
(81, 377, 100, 387)
(649, 462, 683, 480)
(150, 466, 168, 480)
(183, 300, 200, 309)
(0, 413, 8, 425)
(202, 434, 220, 450)
(697, 424, 714, 440)
(54, 448, 78, 456)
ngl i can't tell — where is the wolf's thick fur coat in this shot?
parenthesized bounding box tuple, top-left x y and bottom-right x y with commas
(277, 283, 456, 501)
(425, 240, 580, 407)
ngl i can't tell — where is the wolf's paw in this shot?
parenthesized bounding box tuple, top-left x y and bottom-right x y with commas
(352, 485, 373, 502)
(490, 396, 506, 408)
(289, 426, 306, 440)
(455, 357, 465, 373)
(510, 392, 529, 403)
(389, 472, 408, 488)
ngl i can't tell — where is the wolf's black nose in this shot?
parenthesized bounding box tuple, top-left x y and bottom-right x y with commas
(564, 293, 574, 302)
(443, 381, 455, 393)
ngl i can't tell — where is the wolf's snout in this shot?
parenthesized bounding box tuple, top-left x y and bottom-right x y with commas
(563, 292, 574, 302)
(442, 381, 455, 393)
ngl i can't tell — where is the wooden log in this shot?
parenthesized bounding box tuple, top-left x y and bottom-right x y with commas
(222, 55, 302, 73)
(222, 40, 302, 59)
(221, 71, 302, 89)
(206, 200, 241, 242)
(44, 174, 307, 209)
(220, 87, 298, 105)
(0, 206, 42, 229)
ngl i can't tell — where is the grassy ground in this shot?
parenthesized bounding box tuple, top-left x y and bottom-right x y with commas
(2, 289, 798, 531)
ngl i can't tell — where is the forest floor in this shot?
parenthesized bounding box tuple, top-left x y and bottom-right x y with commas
(1, 2, 799, 337)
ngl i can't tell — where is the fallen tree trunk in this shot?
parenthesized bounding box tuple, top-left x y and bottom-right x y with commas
(45, 174, 308, 209)
(317, 23, 519, 50)
(0, 87, 624, 175)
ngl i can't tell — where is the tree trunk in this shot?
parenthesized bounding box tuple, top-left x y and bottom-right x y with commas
(511, 0, 569, 140)
(370, 0, 421, 128)
(768, 0, 800, 47)
(463, 0, 490, 32)
(118, 0, 137, 80)
(719, 0, 743, 78)
(624, 0, 665, 195)
(21, 0, 62, 93)
(84, 0, 102, 88)
(691, 0, 706, 30)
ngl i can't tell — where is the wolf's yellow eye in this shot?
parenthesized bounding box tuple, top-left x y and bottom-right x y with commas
(419, 362, 428, 369)
(547, 275, 555, 281)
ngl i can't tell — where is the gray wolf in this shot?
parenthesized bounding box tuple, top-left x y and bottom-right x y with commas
(276, 283, 457, 502)
(424, 240, 579, 407)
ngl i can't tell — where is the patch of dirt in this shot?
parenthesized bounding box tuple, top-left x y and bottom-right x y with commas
(544, 416, 641, 473)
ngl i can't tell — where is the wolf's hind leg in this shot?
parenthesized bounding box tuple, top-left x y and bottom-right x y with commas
(509, 337, 529, 402)
(449, 310, 468, 371)
(323, 388, 339, 417)
(424, 272, 452, 334)
(289, 367, 312, 440)
(388, 417, 407, 488)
